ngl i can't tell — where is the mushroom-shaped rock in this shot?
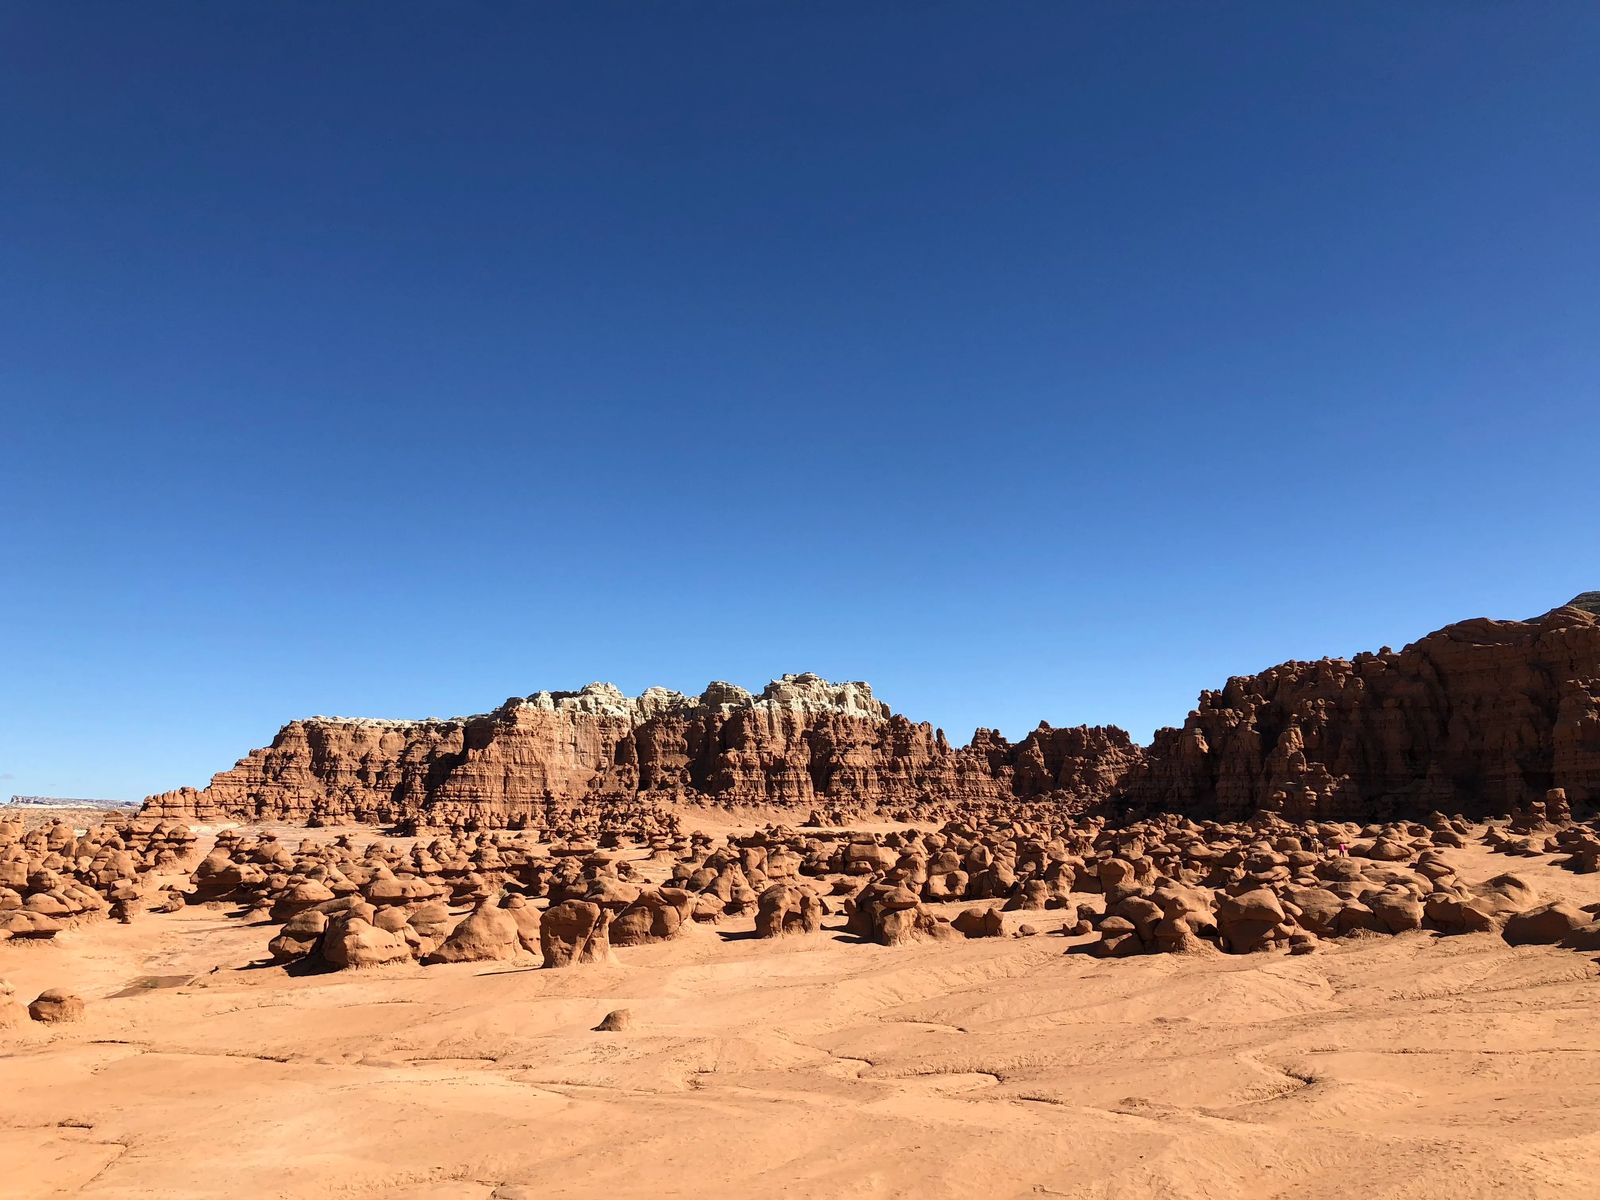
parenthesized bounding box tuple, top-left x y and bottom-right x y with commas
(879, 905, 959, 946)
(1363, 838, 1414, 862)
(429, 899, 524, 964)
(189, 851, 246, 902)
(846, 881, 957, 946)
(501, 895, 542, 953)
(586, 878, 642, 915)
(609, 888, 690, 948)
(1090, 915, 1145, 957)
(25, 892, 73, 918)
(1366, 890, 1425, 934)
(951, 906, 1005, 939)
(1473, 874, 1539, 920)
(844, 842, 897, 875)
(270, 878, 336, 922)
(1149, 888, 1216, 954)
(1215, 888, 1291, 954)
(0, 910, 64, 939)
(541, 900, 612, 968)
(364, 874, 438, 908)
(1333, 899, 1383, 936)
(268, 908, 328, 963)
(922, 869, 970, 903)
(1281, 886, 1343, 938)
(755, 884, 825, 937)
(322, 914, 411, 969)
(1288, 932, 1318, 955)
(406, 902, 456, 956)
(1002, 878, 1053, 912)
(1108, 895, 1164, 945)
(690, 892, 726, 924)
(1423, 890, 1499, 934)
(372, 905, 412, 936)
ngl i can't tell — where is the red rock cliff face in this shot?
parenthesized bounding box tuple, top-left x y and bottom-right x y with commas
(143, 674, 1141, 828)
(143, 600, 1600, 828)
(1124, 600, 1600, 821)
(143, 717, 466, 826)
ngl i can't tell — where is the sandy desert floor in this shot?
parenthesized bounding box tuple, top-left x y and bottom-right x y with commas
(5, 836, 1600, 1200)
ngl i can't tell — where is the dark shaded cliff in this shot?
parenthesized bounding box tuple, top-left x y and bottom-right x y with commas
(1121, 598, 1600, 820)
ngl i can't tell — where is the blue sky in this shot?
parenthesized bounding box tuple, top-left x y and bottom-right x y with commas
(3, 4, 1597, 799)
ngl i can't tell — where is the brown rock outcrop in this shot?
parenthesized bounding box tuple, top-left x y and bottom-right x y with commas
(540, 899, 612, 968)
(427, 898, 527, 964)
(28, 989, 85, 1023)
(141, 598, 1600, 829)
(143, 675, 1140, 828)
(755, 883, 826, 937)
(1124, 599, 1600, 821)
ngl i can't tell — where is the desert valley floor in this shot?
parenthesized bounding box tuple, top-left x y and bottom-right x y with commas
(6, 813, 1600, 1200)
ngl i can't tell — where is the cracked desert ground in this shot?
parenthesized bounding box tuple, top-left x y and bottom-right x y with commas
(6, 823, 1600, 1200)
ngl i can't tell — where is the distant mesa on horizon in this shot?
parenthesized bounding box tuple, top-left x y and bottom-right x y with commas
(8, 795, 139, 809)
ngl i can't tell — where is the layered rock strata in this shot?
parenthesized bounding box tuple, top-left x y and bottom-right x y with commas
(143, 598, 1600, 828)
(144, 674, 1139, 828)
(1122, 598, 1600, 820)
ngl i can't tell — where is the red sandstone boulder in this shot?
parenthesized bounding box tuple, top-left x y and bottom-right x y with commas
(755, 884, 825, 937)
(1503, 902, 1590, 946)
(428, 898, 525, 964)
(322, 913, 410, 969)
(1215, 889, 1292, 953)
(951, 906, 1004, 938)
(541, 900, 611, 967)
(28, 989, 85, 1023)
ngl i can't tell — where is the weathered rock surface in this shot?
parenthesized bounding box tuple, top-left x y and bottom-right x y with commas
(143, 675, 1140, 827)
(28, 988, 85, 1023)
(141, 598, 1600, 828)
(540, 899, 612, 968)
(1123, 598, 1600, 821)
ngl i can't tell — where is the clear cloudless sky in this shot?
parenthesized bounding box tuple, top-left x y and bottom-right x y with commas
(2, 3, 1598, 799)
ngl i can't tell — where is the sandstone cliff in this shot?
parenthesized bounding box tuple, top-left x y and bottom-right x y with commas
(143, 674, 1139, 829)
(143, 599, 1600, 828)
(1122, 598, 1600, 821)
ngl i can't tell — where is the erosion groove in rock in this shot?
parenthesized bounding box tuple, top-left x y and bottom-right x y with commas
(143, 599, 1600, 828)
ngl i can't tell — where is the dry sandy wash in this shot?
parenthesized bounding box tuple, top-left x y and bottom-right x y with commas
(5, 823, 1600, 1200)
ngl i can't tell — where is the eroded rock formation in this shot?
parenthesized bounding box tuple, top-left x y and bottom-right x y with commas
(142, 598, 1600, 828)
(1123, 598, 1600, 820)
(144, 674, 1138, 829)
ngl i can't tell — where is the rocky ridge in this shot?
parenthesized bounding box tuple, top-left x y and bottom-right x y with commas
(142, 599, 1600, 828)
(1122, 597, 1600, 821)
(144, 673, 1137, 830)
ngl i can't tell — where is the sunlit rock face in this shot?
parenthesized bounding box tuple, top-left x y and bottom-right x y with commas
(142, 597, 1600, 829)
(141, 673, 1142, 827)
